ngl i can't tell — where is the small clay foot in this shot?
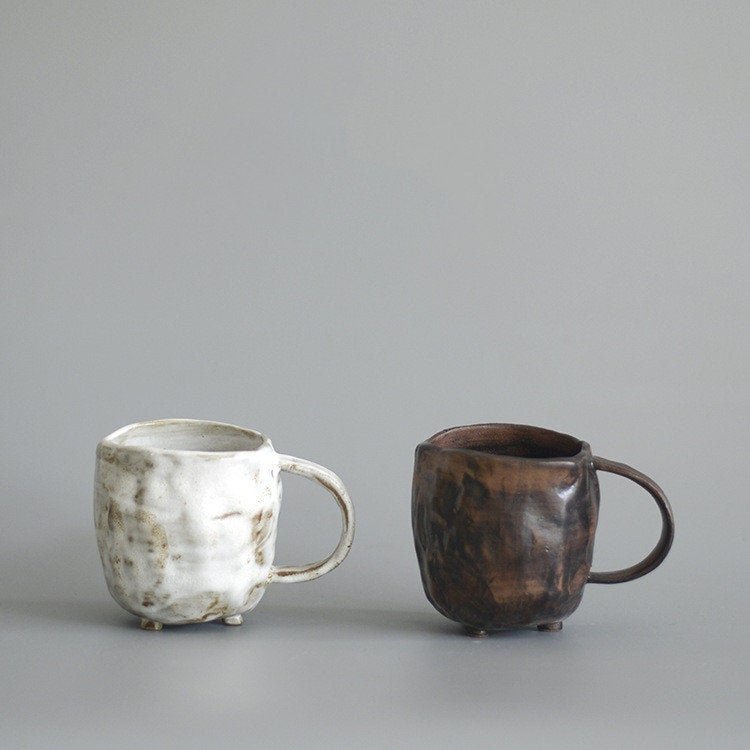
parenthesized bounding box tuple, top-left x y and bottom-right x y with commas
(140, 618, 163, 631)
(464, 626, 489, 638)
(222, 614, 243, 626)
(537, 621, 563, 632)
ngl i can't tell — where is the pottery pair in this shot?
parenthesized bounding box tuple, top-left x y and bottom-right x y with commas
(95, 419, 674, 634)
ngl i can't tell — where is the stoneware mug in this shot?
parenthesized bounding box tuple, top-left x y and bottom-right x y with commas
(95, 419, 354, 630)
(412, 423, 674, 636)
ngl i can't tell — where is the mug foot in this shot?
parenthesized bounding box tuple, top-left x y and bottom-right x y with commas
(139, 618, 163, 631)
(537, 621, 563, 632)
(464, 626, 489, 638)
(222, 614, 243, 626)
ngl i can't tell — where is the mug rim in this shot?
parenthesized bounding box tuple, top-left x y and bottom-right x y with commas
(419, 423, 589, 463)
(99, 418, 273, 456)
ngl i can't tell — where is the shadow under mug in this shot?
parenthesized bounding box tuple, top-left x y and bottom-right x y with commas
(412, 423, 674, 636)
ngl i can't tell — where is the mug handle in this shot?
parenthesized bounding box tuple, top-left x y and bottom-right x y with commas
(587, 456, 675, 584)
(268, 455, 355, 584)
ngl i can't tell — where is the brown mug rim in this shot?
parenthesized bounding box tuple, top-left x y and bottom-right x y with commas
(418, 423, 591, 464)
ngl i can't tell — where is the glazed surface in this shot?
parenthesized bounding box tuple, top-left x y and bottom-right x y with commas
(94, 441, 280, 624)
(412, 428, 600, 630)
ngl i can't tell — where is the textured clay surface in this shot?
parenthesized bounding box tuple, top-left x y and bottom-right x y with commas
(412, 425, 600, 631)
(95, 443, 280, 625)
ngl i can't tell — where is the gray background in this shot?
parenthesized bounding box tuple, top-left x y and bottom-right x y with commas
(2, 1, 748, 747)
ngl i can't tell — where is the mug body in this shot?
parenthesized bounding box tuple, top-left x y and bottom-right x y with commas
(94, 420, 281, 624)
(412, 424, 600, 630)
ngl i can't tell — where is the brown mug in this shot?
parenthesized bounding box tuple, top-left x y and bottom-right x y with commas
(412, 424, 674, 636)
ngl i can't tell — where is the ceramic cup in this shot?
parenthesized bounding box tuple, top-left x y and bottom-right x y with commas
(95, 419, 354, 630)
(412, 423, 674, 636)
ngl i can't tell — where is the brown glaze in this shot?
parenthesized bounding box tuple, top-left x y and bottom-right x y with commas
(412, 424, 674, 633)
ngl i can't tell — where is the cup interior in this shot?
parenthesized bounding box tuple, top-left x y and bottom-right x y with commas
(426, 424, 583, 459)
(103, 420, 266, 453)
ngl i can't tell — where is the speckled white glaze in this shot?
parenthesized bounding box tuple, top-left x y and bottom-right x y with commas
(94, 419, 354, 627)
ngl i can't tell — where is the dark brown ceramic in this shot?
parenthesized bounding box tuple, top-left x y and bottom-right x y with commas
(412, 424, 674, 636)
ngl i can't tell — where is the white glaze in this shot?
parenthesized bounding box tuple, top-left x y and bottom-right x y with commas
(94, 419, 354, 627)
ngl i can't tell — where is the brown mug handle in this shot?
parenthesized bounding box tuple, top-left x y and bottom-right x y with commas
(587, 456, 675, 584)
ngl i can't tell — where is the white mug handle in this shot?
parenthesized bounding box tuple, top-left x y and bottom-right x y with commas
(268, 455, 355, 584)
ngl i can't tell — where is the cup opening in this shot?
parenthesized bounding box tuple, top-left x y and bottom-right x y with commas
(426, 424, 583, 460)
(103, 420, 266, 453)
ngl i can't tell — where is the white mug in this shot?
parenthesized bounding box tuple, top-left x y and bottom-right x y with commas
(94, 419, 354, 630)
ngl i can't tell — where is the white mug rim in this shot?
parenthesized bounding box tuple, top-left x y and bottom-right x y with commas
(99, 418, 273, 457)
